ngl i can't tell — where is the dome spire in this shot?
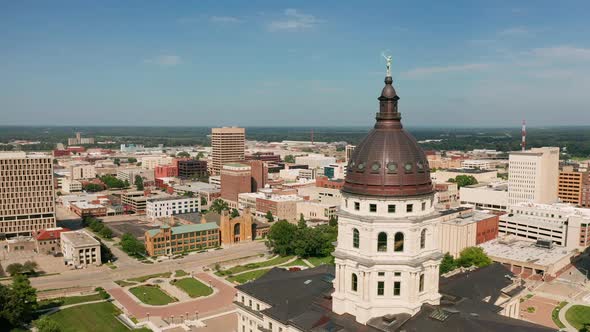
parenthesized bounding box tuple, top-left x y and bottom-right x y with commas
(376, 54, 401, 128)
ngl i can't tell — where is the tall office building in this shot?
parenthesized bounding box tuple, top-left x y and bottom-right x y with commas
(558, 166, 584, 205)
(345, 144, 356, 163)
(220, 163, 252, 209)
(210, 127, 245, 175)
(0, 152, 56, 237)
(508, 147, 559, 205)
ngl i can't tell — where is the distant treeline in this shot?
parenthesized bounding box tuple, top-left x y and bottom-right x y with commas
(0, 126, 589, 158)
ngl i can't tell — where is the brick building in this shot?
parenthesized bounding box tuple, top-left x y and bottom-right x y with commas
(248, 160, 268, 192)
(315, 176, 344, 189)
(220, 163, 252, 208)
(144, 223, 220, 256)
(155, 165, 178, 178)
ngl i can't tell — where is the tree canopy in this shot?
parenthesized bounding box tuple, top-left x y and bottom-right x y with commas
(283, 155, 295, 163)
(266, 220, 337, 258)
(451, 175, 478, 188)
(0, 274, 37, 329)
(265, 211, 274, 223)
(439, 247, 492, 275)
(177, 151, 191, 158)
(99, 175, 126, 189)
(135, 175, 144, 190)
(210, 199, 229, 214)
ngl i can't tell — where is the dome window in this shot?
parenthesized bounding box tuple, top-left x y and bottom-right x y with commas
(357, 162, 366, 172)
(404, 162, 413, 173)
(417, 161, 425, 173)
(386, 162, 398, 174)
(371, 162, 381, 173)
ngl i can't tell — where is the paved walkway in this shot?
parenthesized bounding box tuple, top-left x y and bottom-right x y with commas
(108, 272, 236, 319)
(230, 256, 298, 276)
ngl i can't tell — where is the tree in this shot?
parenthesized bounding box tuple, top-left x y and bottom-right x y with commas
(329, 215, 338, 227)
(83, 183, 104, 192)
(457, 247, 492, 268)
(230, 208, 240, 218)
(1, 274, 37, 327)
(34, 316, 61, 332)
(124, 179, 130, 188)
(127, 157, 137, 163)
(210, 199, 229, 214)
(5, 263, 24, 276)
(99, 227, 113, 239)
(120, 233, 146, 257)
(265, 211, 274, 223)
(135, 175, 144, 190)
(453, 175, 478, 188)
(195, 152, 205, 160)
(298, 214, 307, 229)
(177, 151, 191, 158)
(113, 158, 120, 166)
(266, 221, 298, 256)
(99, 175, 126, 189)
(200, 196, 207, 206)
(183, 191, 194, 197)
(439, 253, 458, 275)
(284, 155, 295, 163)
(22, 261, 38, 274)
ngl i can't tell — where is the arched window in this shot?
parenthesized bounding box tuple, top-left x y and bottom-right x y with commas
(353, 228, 360, 248)
(394, 232, 404, 252)
(377, 232, 387, 252)
(419, 274, 425, 292)
(420, 229, 426, 249)
(351, 273, 358, 291)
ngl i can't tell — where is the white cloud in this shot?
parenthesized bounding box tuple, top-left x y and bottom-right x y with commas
(209, 16, 242, 24)
(402, 63, 491, 78)
(531, 46, 590, 61)
(268, 9, 321, 32)
(144, 55, 182, 66)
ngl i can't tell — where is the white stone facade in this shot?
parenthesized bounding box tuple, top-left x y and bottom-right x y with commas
(332, 192, 442, 324)
(146, 196, 200, 220)
(508, 147, 559, 205)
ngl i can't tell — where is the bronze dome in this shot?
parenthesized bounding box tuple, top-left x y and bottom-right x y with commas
(342, 76, 433, 197)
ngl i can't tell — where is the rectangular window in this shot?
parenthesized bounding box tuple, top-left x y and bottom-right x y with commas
(377, 281, 385, 296)
(394, 281, 401, 296)
(378, 272, 385, 276)
(370, 204, 377, 212)
(388, 204, 396, 213)
(354, 202, 360, 211)
(394, 272, 401, 277)
(406, 204, 413, 213)
(421, 202, 426, 211)
(419, 274, 425, 292)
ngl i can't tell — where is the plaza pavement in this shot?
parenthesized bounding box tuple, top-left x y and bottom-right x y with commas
(109, 272, 236, 320)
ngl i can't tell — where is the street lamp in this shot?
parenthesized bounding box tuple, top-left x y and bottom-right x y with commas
(147, 312, 150, 321)
(195, 311, 199, 320)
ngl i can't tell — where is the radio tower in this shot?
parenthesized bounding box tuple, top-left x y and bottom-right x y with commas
(521, 120, 526, 152)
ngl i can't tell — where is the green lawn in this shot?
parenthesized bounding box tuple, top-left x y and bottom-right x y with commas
(46, 302, 129, 332)
(306, 256, 333, 267)
(127, 272, 172, 283)
(552, 301, 568, 329)
(228, 269, 271, 284)
(38, 292, 107, 310)
(219, 256, 294, 276)
(175, 270, 188, 277)
(171, 278, 213, 298)
(565, 305, 590, 330)
(129, 285, 176, 305)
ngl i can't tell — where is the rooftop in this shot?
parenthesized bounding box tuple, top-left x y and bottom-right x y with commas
(61, 231, 100, 247)
(479, 237, 576, 266)
(146, 222, 219, 237)
(442, 168, 497, 174)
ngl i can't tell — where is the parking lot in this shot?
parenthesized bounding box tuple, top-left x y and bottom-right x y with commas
(106, 219, 158, 241)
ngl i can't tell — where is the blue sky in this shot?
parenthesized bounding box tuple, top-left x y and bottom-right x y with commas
(1, 0, 590, 127)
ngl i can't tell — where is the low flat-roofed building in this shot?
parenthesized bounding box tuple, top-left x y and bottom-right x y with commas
(61, 178, 82, 193)
(70, 201, 107, 217)
(297, 186, 342, 205)
(439, 211, 499, 257)
(500, 202, 590, 250)
(461, 159, 500, 171)
(434, 182, 459, 209)
(146, 196, 200, 220)
(297, 200, 338, 222)
(433, 168, 498, 184)
(61, 231, 101, 268)
(479, 236, 576, 280)
(460, 182, 508, 211)
(144, 223, 220, 256)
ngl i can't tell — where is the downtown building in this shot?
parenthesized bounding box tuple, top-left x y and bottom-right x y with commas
(234, 66, 549, 332)
(209, 126, 245, 175)
(0, 152, 56, 237)
(508, 147, 559, 205)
